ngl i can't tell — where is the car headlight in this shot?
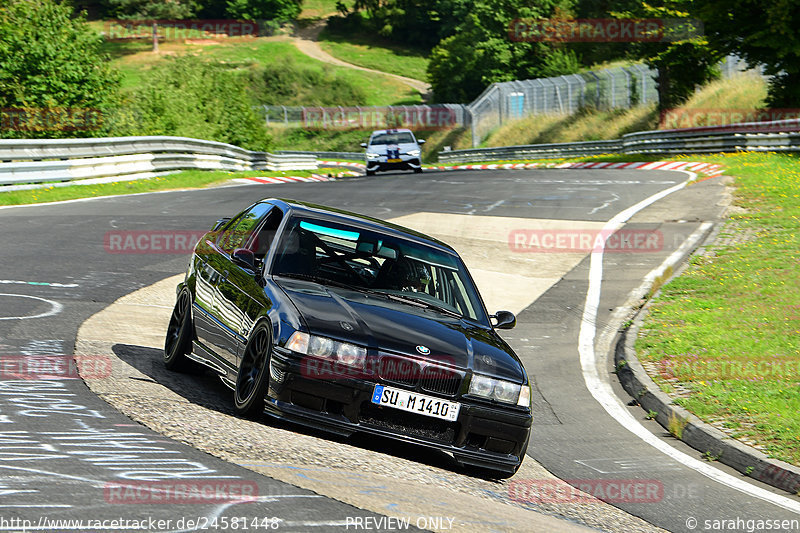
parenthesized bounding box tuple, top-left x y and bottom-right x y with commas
(405, 149, 421, 157)
(366, 152, 380, 160)
(468, 374, 527, 405)
(285, 332, 366, 368)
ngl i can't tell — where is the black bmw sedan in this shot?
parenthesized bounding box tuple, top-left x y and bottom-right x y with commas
(164, 198, 532, 476)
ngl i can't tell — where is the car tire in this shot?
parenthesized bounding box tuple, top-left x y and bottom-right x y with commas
(234, 322, 272, 418)
(164, 290, 197, 372)
(414, 167, 423, 174)
(366, 169, 376, 176)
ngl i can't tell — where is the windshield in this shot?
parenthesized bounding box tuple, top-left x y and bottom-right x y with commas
(271, 216, 488, 324)
(369, 132, 415, 145)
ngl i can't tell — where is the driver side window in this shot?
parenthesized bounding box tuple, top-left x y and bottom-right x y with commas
(218, 203, 272, 254)
(251, 207, 283, 262)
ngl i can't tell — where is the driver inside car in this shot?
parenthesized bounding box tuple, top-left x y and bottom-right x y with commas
(382, 257, 431, 293)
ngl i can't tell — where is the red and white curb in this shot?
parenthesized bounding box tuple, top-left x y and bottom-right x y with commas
(233, 160, 724, 185)
(232, 169, 360, 185)
(423, 160, 723, 178)
(319, 161, 366, 170)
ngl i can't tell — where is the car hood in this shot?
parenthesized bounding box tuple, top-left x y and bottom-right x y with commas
(366, 142, 419, 155)
(276, 278, 525, 382)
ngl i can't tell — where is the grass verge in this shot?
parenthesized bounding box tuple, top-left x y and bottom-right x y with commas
(98, 33, 420, 105)
(635, 152, 800, 465)
(317, 27, 429, 82)
(0, 169, 334, 206)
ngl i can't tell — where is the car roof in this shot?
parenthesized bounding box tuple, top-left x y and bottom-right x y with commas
(262, 198, 456, 255)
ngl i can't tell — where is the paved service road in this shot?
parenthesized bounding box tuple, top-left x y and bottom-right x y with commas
(0, 168, 798, 532)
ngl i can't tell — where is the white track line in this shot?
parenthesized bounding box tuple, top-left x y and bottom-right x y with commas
(578, 170, 800, 514)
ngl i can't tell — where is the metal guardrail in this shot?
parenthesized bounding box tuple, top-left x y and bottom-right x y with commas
(438, 140, 622, 162)
(0, 136, 318, 186)
(277, 150, 363, 161)
(438, 119, 800, 163)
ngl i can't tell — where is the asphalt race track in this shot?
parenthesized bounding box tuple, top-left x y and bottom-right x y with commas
(1, 168, 799, 532)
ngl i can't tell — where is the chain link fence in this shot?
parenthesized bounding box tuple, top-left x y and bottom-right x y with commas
(466, 55, 759, 146)
(466, 65, 660, 147)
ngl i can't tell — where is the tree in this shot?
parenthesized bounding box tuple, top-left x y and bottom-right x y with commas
(224, 0, 302, 21)
(103, 0, 199, 19)
(617, 2, 720, 111)
(694, 0, 800, 107)
(0, 0, 121, 137)
(426, 0, 579, 102)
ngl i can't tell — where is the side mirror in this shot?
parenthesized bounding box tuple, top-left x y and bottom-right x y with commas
(212, 217, 231, 231)
(417, 139, 426, 145)
(491, 310, 516, 330)
(232, 248, 256, 271)
(360, 142, 368, 148)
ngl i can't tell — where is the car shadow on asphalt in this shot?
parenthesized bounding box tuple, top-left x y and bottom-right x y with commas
(111, 343, 489, 479)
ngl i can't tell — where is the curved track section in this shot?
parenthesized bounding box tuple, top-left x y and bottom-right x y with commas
(0, 170, 798, 532)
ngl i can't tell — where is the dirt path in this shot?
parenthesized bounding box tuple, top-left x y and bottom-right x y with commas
(291, 20, 431, 99)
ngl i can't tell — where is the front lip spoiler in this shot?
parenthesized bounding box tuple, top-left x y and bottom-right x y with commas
(262, 397, 524, 473)
(366, 159, 422, 171)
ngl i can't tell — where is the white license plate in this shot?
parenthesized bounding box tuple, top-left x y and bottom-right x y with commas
(371, 385, 460, 421)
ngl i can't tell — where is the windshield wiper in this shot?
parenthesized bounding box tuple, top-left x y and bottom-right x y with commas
(375, 291, 464, 319)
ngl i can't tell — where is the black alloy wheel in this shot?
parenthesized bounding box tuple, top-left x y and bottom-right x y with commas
(234, 323, 273, 418)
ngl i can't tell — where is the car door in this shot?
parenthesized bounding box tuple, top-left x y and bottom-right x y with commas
(193, 226, 233, 358)
(211, 203, 276, 370)
(230, 207, 283, 364)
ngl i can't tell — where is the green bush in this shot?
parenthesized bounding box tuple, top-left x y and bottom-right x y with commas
(0, 0, 121, 138)
(249, 56, 368, 106)
(108, 56, 270, 150)
(225, 0, 302, 21)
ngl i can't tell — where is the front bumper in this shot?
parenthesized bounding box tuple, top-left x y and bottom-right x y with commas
(366, 157, 421, 172)
(266, 347, 532, 474)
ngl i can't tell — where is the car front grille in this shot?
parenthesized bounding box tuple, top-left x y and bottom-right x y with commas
(359, 403, 456, 443)
(376, 353, 463, 397)
(377, 354, 420, 387)
(420, 366, 462, 396)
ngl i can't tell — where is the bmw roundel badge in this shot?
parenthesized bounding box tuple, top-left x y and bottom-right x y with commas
(416, 345, 431, 355)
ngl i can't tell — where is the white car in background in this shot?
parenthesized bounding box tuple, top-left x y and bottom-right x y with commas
(361, 128, 425, 176)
